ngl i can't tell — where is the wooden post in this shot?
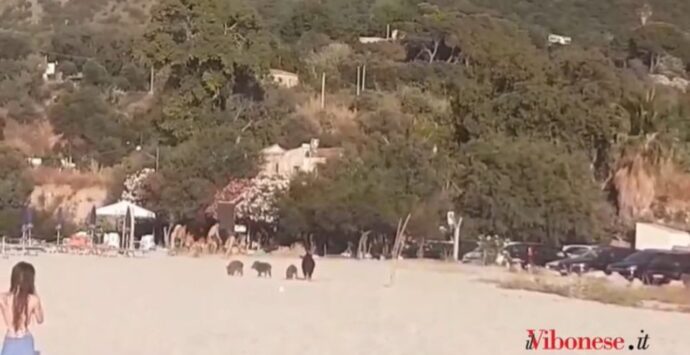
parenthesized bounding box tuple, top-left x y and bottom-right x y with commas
(21, 225, 26, 254)
(121, 217, 127, 250)
(356, 66, 361, 96)
(320, 72, 326, 109)
(386, 24, 391, 39)
(357, 231, 370, 259)
(130, 212, 135, 251)
(163, 225, 169, 248)
(387, 214, 411, 287)
(361, 65, 366, 93)
(155, 146, 160, 171)
(149, 66, 155, 95)
(247, 224, 251, 252)
(453, 217, 463, 261)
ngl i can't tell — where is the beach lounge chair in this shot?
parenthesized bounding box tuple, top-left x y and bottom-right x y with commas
(139, 235, 155, 252)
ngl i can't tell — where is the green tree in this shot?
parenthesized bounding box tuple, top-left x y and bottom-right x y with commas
(0, 0, 33, 27)
(48, 87, 135, 166)
(0, 146, 33, 236)
(0, 32, 32, 61)
(0, 53, 43, 121)
(629, 24, 690, 73)
(458, 136, 609, 245)
(277, 104, 453, 252)
(142, 125, 261, 221)
(450, 42, 631, 180)
(372, 0, 420, 28)
(82, 59, 110, 87)
(141, 0, 272, 142)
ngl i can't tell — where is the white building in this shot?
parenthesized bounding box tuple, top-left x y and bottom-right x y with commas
(548, 34, 572, 46)
(260, 139, 342, 178)
(635, 222, 690, 250)
(27, 157, 43, 168)
(359, 29, 399, 44)
(269, 69, 299, 88)
(42, 61, 57, 81)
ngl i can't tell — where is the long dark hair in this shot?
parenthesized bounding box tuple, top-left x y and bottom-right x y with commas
(9, 262, 36, 331)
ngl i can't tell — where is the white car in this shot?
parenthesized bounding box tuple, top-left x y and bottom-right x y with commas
(561, 245, 596, 259)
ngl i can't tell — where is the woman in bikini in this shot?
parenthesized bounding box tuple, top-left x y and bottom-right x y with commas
(0, 262, 44, 355)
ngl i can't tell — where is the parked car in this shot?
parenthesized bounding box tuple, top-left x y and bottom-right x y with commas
(639, 252, 690, 285)
(561, 244, 597, 259)
(546, 246, 635, 275)
(461, 247, 483, 264)
(401, 240, 454, 260)
(607, 249, 690, 283)
(501, 242, 561, 268)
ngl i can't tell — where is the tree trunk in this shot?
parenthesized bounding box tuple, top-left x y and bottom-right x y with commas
(382, 235, 390, 258)
(357, 231, 371, 259)
(650, 52, 659, 73)
(387, 214, 412, 287)
(427, 40, 440, 63)
(308, 234, 316, 254)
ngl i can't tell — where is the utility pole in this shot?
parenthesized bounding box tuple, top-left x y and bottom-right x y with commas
(356, 66, 361, 96)
(155, 146, 160, 171)
(149, 65, 155, 95)
(453, 217, 463, 261)
(447, 211, 463, 261)
(56, 208, 62, 247)
(320, 72, 326, 109)
(361, 65, 366, 93)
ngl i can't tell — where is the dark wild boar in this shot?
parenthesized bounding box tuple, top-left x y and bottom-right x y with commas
(251, 261, 272, 277)
(301, 252, 315, 281)
(226, 260, 244, 276)
(286, 264, 298, 280)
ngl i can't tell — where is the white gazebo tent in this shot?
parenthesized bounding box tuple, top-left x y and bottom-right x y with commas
(96, 201, 156, 250)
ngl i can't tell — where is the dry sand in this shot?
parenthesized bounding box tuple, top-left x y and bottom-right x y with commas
(0, 254, 688, 355)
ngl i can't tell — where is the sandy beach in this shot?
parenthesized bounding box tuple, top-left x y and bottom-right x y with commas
(0, 254, 687, 355)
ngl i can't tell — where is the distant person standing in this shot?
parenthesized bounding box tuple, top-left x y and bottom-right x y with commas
(0, 262, 44, 355)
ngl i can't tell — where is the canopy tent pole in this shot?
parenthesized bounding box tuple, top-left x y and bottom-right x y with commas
(130, 208, 135, 252)
(121, 216, 127, 250)
(95, 201, 156, 253)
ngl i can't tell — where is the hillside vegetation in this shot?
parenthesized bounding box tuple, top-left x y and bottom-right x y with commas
(1, 0, 690, 248)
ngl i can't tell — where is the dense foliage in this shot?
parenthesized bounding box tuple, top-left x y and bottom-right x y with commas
(0, 146, 34, 235)
(1, 0, 690, 249)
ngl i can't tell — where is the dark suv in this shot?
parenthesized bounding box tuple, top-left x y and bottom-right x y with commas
(607, 249, 690, 283)
(546, 246, 634, 275)
(639, 252, 690, 285)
